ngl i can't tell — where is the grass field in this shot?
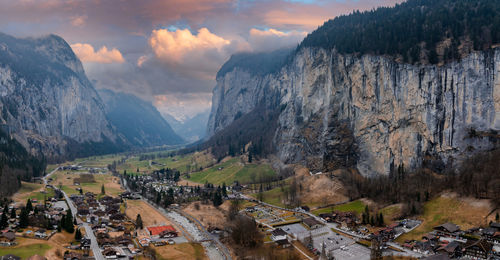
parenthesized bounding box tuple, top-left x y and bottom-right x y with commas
(312, 200, 367, 216)
(51, 171, 123, 196)
(396, 194, 493, 242)
(155, 242, 207, 260)
(125, 200, 173, 227)
(0, 243, 51, 259)
(116, 151, 215, 175)
(250, 186, 288, 208)
(188, 159, 275, 186)
(12, 182, 55, 203)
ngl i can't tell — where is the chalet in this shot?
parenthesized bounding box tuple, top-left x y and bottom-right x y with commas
(77, 206, 89, 216)
(138, 236, 151, 247)
(436, 240, 462, 258)
(102, 247, 119, 258)
(0, 232, 16, 242)
(303, 217, 322, 229)
(463, 239, 492, 259)
(115, 235, 133, 246)
(275, 238, 291, 248)
(110, 213, 125, 221)
(433, 223, 460, 236)
(271, 228, 288, 241)
(148, 225, 177, 237)
(63, 251, 83, 260)
(159, 229, 178, 238)
(0, 255, 21, 260)
(34, 229, 47, 238)
(319, 213, 335, 223)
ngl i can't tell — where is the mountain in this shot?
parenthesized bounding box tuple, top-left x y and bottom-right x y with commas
(206, 0, 500, 176)
(164, 111, 210, 143)
(98, 89, 184, 147)
(0, 32, 124, 161)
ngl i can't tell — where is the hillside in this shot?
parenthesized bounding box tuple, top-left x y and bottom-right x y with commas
(0, 129, 45, 197)
(206, 0, 500, 176)
(0, 32, 125, 161)
(98, 89, 184, 147)
(300, 0, 500, 64)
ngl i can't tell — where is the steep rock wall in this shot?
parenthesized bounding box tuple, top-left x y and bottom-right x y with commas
(0, 33, 118, 160)
(208, 48, 500, 176)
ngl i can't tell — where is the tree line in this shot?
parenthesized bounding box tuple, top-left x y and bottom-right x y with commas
(300, 0, 500, 65)
(339, 149, 500, 217)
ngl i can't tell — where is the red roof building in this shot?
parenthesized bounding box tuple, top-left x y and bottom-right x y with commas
(147, 225, 176, 236)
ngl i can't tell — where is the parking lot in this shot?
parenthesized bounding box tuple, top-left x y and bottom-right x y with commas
(331, 243, 370, 260)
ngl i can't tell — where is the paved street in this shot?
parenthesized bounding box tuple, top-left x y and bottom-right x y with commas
(44, 167, 105, 260)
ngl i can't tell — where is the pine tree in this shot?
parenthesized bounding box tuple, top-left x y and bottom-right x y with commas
(222, 183, 227, 197)
(64, 209, 74, 233)
(136, 214, 143, 229)
(10, 208, 16, 219)
(0, 206, 8, 229)
(496, 212, 499, 222)
(19, 208, 29, 228)
(75, 228, 82, 241)
(26, 199, 33, 212)
(101, 184, 105, 195)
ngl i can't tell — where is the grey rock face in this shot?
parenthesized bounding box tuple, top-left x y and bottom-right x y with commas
(208, 48, 500, 176)
(0, 33, 116, 159)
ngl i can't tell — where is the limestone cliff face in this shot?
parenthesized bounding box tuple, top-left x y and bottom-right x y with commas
(208, 48, 500, 176)
(0, 33, 118, 160)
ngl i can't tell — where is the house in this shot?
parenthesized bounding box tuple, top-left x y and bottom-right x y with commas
(271, 228, 288, 241)
(63, 251, 83, 260)
(34, 229, 47, 238)
(303, 217, 322, 229)
(275, 238, 291, 248)
(319, 213, 334, 223)
(436, 240, 462, 258)
(463, 239, 492, 259)
(159, 229, 178, 238)
(0, 232, 16, 242)
(433, 223, 460, 236)
(0, 255, 21, 260)
(102, 247, 123, 258)
(147, 225, 177, 237)
(138, 236, 151, 247)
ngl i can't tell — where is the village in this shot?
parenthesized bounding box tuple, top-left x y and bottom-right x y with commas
(1, 156, 500, 260)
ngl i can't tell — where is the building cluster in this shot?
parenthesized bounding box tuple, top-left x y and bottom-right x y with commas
(401, 222, 500, 259)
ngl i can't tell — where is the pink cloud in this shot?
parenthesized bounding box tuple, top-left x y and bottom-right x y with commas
(71, 43, 125, 64)
(148, 28, 244, 80)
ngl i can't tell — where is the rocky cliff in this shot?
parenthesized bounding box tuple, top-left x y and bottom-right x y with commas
(208, 47, 500, 176)
(0, 33, 121, 160)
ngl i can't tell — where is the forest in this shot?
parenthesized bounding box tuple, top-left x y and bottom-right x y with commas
(339, 149, 500, 216)
(0, 129, 46, 197)
(300, 0, 500, 64)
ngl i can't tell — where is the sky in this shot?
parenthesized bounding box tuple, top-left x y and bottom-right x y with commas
(0, 0, 400, 121)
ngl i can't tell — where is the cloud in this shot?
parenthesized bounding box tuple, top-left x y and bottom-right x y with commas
(70, 15, 87, 27)
(148, 28, 245, 80)
(71, 43, 125, 64)
(154, 93, 212, 121)
(248, 28, 307, 52)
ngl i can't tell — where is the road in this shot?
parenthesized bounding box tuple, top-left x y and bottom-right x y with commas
(122, 178, 232, 260)
(43, 167, 105, 260)
(178, 209, 232, 260)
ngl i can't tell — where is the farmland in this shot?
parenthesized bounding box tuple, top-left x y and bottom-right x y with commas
(188, 158, 275, 186)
